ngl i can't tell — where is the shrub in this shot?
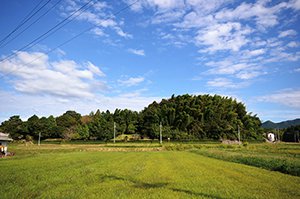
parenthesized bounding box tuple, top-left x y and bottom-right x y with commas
(243, 141, 249, 147)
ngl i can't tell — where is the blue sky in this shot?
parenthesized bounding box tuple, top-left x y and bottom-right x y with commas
(0, 0, 299, 123)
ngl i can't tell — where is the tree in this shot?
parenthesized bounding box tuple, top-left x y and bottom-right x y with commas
(139, 94, 262, 140)
(283, 125, 300, 142)
(56, 111, 82, 139)
(27, 115, 42, 139)
(56, 111, 82, 129)
(0, 115, 26, 139)
(87, 109, 113, 140)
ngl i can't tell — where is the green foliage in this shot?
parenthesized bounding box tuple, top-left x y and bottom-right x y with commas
(139, 94, 262, 140)
(283, 125, 300, 142)
(243, 141, 249, 147)
(0, 115, 26, 139)
(75, 124, 89, 140)
(87, 109, 114, 140)
(0, 94, 263, 141)
(56, 110, 82, 129)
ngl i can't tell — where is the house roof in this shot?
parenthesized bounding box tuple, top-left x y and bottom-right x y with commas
(0, 132, 13, 141)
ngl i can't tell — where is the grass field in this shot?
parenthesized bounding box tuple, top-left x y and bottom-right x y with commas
(165, 142, 300, 176)
(1, 143, 300, 199)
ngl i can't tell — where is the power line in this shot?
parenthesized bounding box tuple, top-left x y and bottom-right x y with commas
(0, 0, 139, 79)
(0, 26, 89, 78)
(0, 0, 94, 64)
(0, 0, 63, 49)
(0, 0, 52, 46)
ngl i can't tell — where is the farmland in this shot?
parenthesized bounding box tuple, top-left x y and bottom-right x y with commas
(1, 142, 300, 199)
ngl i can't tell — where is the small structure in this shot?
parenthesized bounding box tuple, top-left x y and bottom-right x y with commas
(0, 132, 13, 155)
(267, 132, 275, 142)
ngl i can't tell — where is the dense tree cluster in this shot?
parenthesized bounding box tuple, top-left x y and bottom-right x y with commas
(0, 94, 263, 141)
(139, 94, 262, 140)
(282, 125, 300, 142)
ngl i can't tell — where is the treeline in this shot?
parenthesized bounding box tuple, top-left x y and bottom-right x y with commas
(0, 94, 263, 141)
(282, 125, 300, 142)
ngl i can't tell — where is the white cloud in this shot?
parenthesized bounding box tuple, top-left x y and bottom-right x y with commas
(201, 52, 267, 81)
(287, 0, 300, 10)
(186, 0, 230, 14)
(215, 1, 287, 28)
(55, 48, 66, 56)
(175, 12, 215, 29)
(0, 89, 163, 123)
(278, 29, 297, 38)
(244, 48, 265, 57)
(114, 27, 132, 38)
(152, 10, 185, 24)
(195, 22, 251, 52)
(62, 1, 131, 39)
(118, 77, 145, 87)
(86, 61, 105, 77)
(125, 0, 144, 12)
(266, 51, 300, 62)
(92, 27, 106, 36)
(294, 68, 300, 72)
(93, 1, 109, 11)
(258, 89, 300, 108)
(287, 41, 299, 48)
(0, 51, 105, 98)
(128, 48, 145, 56)
(206, 61, 250, 75)
(236, 71, 264, 80)
(207, 78, 239, 88)
(127, 0, 184, 11)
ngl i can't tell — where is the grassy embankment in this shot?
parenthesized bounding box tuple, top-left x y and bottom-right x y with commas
(0, 142, 300, 198)
(164, 142, 300, 176)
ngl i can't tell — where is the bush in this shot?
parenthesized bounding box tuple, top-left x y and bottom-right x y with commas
(243, 141, 249, 147)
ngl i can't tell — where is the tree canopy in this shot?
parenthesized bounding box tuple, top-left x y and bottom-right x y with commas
(0, 94, 263, 141)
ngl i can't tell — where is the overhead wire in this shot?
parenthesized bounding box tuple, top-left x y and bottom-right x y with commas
(0, 0, 64, 49)
(0, 0, 52, 46)
(0, 0, 140, 79)
(0, 0, 94, 64)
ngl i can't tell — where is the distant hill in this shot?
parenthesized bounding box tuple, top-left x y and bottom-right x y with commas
(262, 119, 300, 129)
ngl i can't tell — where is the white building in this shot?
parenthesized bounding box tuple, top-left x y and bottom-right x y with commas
(0, 132, 13, 155)
(267, 132, 275, 142)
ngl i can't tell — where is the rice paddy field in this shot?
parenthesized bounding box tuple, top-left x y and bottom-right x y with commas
(1, 142, 300, 199)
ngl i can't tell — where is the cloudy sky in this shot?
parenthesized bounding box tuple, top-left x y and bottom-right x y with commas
(0, 0, 299, 123)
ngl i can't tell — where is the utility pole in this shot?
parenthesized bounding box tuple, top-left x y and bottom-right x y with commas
(113, 122, 116, 143)
(38, 132, 41, 146)
(160, 122, 162, 144)
(238, 125, 240, 144)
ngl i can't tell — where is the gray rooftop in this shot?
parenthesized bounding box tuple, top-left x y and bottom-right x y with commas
(0, 132, 13, 141)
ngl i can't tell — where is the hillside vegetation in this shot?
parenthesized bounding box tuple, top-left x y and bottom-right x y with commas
(0, 94, 262, 141)
(262, 119, 300, 129)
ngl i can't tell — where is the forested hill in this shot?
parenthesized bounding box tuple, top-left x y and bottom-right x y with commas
(0, 94, 263, 141)
(138, 94, 262, 140)
(262, 119, 300, 129)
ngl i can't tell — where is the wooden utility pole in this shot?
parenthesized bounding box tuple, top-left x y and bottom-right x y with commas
(160, 122, 162, 144)
(113, 122, 116, 143)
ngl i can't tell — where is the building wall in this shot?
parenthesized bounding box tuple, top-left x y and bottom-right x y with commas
(267, 133, 275, 142)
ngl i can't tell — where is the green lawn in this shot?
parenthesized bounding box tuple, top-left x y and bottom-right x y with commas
(1, 144, 300, 199)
